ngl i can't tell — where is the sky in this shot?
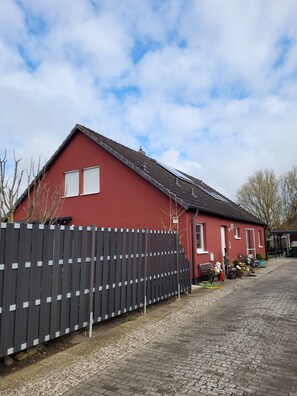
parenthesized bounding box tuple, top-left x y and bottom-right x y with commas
(1, 0, 297, 200)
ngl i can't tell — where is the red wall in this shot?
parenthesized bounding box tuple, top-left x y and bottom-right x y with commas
(14, 133, 181, 231)
(14, 131, 266, 280)
(187, 212, 266, 278)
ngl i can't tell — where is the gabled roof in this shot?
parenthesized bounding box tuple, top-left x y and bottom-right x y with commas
(17, 124, 265, 226)
(78, 125, 265, 225)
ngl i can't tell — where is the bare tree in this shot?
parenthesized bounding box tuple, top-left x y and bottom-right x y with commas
(0, 151, 64, 224)
(0, 150, 24, 222)
(25, 158, 64, 224)
(236, 169, 282, 229)
(160, 194, 185, 236)
(280, 166, 297, 229)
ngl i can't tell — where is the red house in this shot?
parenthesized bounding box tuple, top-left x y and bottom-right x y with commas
(14, 124, 266, 281)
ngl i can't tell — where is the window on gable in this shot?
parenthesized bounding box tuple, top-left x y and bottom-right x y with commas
(64, 170, 79, 197)
(83, 167, 100, 195)
(196, 223, 206, 253)
(234, 227, 241, 239)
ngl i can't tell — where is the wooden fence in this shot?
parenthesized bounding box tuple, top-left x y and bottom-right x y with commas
(0, 223, 190, 358)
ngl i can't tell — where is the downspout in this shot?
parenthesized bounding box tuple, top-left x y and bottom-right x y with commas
(191, 209, 199, 285)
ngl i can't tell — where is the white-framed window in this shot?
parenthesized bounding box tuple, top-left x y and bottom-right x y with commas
(83, 166, 100, 195)
(196, 223, 207, 253)
(64, 170, 79, 197)
(258, 230, 263, 247)
(246, 228, 256, 256)
(234, 227, 241, 239)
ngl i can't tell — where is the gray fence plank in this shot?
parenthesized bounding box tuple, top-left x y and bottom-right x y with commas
(120, 229, 128, 314)
(39, 226, 54, 342)
(60, 226, 71, 334)
(49, 226, 61, 339)
(0, 224, 15, 357)
(114, 229, 122, 316)
(94, 227, 104, 322)
(159, 232, 165, 300)
(136, 230, 144, 309)
(78, 227, 88, 328)
(108, 229, 116, 318)
(13, 223, 29, 352)
(126, 230, 133, 311)
(131, 230, 138, 310)
(101, 228, 110, 320)
(69, 227, 81, 331)
(26, 224, 42, 347)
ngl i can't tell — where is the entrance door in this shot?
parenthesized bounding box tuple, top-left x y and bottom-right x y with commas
(246, 228, 256, 257)
(220, 226, 227, 261)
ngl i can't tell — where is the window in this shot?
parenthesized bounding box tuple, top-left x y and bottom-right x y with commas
(258, 230, 263, 247)
(246, 228, 256, 256)
(83, 167, 100, 195)
(196, 223, 206, 253)
(64, 171, 79, 197)
(234, 227, 241, 239)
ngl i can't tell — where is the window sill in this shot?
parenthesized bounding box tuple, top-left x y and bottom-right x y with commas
(63, 194, 79, 198)
(80, 192, 100, 196)
(197, 250, 209, 255)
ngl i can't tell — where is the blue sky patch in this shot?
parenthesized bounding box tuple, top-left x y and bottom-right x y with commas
(16, 0, 48, 37)
(17, 45, 39, 72)
(210, 81, 249, 100)
(131, 39, 162, 63)
(273, 36, 292, 69)
(109, 86, 141, 100)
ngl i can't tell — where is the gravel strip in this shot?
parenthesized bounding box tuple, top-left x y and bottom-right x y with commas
(0, 258, 283, 396)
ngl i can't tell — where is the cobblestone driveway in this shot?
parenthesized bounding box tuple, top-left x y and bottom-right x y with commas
(64, 259, 297, 396)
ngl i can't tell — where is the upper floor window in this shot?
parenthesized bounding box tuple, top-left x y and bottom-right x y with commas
(64, 166, 100, 197)
(64, 170, 79, 197)
(83, 167, 100, 195)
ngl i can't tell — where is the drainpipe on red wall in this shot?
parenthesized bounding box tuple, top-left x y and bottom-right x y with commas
(191, 209, 199, 285)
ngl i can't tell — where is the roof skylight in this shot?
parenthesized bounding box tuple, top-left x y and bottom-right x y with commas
(156, 161, 194, 184)
(197, 185, 228, 203)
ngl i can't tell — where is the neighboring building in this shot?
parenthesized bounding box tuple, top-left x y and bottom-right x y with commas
(14, 124, 266, 281)
(268, 230, 297, 256)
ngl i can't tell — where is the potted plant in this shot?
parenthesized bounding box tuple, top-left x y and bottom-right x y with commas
(256, 253, 264, 267)
(233, 259, 245, 277)
(232, 259, 239, 266)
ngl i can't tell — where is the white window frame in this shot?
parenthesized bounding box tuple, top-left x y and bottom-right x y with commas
(64, 170, 79, 197)
(246, 228, 256, 257)
(196, 223, 207, 254)
(258, 230, 263, 247)
(82, 166, 100, 195)
(234, 227, 241, 240)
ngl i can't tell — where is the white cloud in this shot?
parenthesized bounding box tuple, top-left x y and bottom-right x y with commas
(1, 0, 297, 201)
